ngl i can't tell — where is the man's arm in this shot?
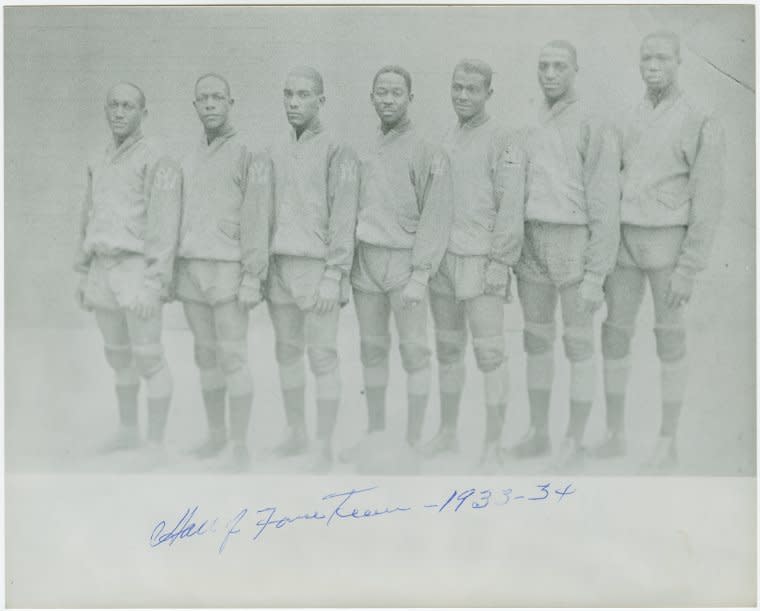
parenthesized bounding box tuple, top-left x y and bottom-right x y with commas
(142, 155, 182, 300)
(674, 116, 726, 280)
(409, 142, 454, 286)
(73, 166, 94, 274)
(581, 118, 622, 298)
(239, 149, 274, 305)
(323, 143, 361, 282)
(487, 130, 527, 293)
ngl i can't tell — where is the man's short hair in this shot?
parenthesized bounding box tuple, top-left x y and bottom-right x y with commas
(107, 82, 146, 109)
(195, 72, 232, 98)
(642, 30, 681, 59)
(453, 58, 493, 89)
(372, 65, 413, 94)
(542, 40, 579, 68)
(287, 66, 324, 95)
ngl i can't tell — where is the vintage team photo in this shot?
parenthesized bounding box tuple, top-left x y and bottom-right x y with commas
(4, 4, 755, 478)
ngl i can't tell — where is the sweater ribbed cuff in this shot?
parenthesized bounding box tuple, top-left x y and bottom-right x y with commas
(323, 267, 343, 283)
(410, 269, 430, 286)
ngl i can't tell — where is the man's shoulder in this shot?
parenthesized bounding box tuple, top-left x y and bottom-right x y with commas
(139, 137, 176, 167)
(678, 93, 719, 125)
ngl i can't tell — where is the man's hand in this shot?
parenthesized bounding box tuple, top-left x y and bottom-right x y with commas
(400, 278, 426, 309)
(666, 271, 694, 309)
(578, 275, 605, 314)
(484, 260, 511, 299)
(237, 284, 263, 311)
(313, 274, 340, 315)
(75, 274, 91, 311)
(129, 286, 161, 319)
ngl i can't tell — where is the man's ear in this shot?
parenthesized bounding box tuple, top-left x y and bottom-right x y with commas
(408, 92, 415, 103)
(141, 107, 149, 121)
(486, 87, 494, 100)
(318, 94, 326, 106)
(229, 97, 235, 107)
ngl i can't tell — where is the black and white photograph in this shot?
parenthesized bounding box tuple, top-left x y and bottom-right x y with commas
(4, 3, 757, 607)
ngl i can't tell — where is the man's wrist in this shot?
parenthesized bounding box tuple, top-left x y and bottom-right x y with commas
(239, 274, 261, 293)
(323, 267, 343, 283)
(582, 271, 605, 288)
(673, 265, 697, 282)
(410, 268, 430, 287)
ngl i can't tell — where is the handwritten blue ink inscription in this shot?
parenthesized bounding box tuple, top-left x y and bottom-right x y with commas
(148, 483, 576, 553)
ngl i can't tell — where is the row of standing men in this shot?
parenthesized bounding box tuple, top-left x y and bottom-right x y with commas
(75, 32, 725, 473)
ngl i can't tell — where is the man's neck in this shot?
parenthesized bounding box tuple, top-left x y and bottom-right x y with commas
(112, 132, 132, 148)
(647, 82, 677, 108)
(295, 116, 319, 140)
(205, 121, 231, 145)
(458, 108, 487, 127)
(545, 87, 574, 109)
(380, 114, 408, 135)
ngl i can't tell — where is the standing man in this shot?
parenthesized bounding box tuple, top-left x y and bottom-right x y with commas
(339, 65, 454, 464)
(175, 73, 269, 470)
(594, 31, 725, 471)
(74, 82, 181, 465)
(510, 41, 620, 470)
(254, 66, 360, 473)
(423, 59, 526, 469)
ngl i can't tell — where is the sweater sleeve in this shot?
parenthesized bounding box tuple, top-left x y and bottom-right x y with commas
(239, 149, 274, 291)
(674, 115, 726, 279)
(409, 141, 454, 285)
(73, 165, 94, 274)
(581, 117, 622, 284)
(143, 155, 182, 295)
(323, 144, 361, 281)
(490, 129, 526, 267)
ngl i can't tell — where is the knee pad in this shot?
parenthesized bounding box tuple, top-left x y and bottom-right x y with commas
(193, 342, 218, 370)
(601, 321, 633, 360)
(563, 325, 594, 362)
(307, 344, 338, 376)
(132, 344, 166, 379)
(217, 340, 248, 375)
(435, 329, 467, 366)
(399, 341, 431, 373)
(654, 325, 686, 362)
(275, 339, 304, 366)
(523, 322, 556, 355)
(360, 335, 391, 368)
(104, 343, 133, 371)
(472, 335, 505, 373)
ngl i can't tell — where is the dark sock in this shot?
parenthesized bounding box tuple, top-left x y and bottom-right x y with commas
(202, 387, 226, 433)
(283, 387, 306, 429)
(366, 387, 386, 433)
(605, 394, 625, 435)
(406, 394, 427, 444)
(440, 390, 462, 430)
(147, 396, 171, 444)
(528, 389, 551, 435)
(116, 384, 139, 428)
(567, 400, 592, 444)
(660, 401, 682, 437)
(485, 402, 507, 443)
(316, 399, 339, 442)
(229, 393, 253, 445)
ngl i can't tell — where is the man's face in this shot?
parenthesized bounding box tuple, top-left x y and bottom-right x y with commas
(639, 37, 680, 92)
(450, 69, 492, 122)
(371, 72, 412, 125)
(537, 46, 577, 102)
(104, 84, 145, 140)
(283, 75, 323, 129)
(193, 76, 233, 131)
